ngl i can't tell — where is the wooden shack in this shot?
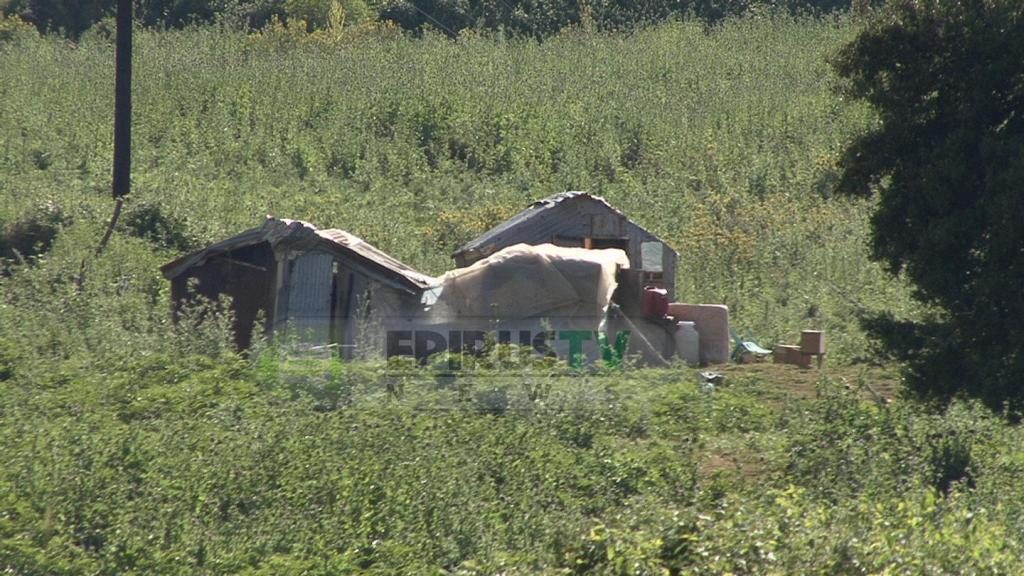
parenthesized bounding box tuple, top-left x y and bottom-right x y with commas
(452, 192, 678, 303)
(160, 217, 435, 355)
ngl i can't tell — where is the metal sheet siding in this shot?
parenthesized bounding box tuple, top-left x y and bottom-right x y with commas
(474, 202, 593, 255)
(591, 213, 626, 237)
(287, 252, 334, 342)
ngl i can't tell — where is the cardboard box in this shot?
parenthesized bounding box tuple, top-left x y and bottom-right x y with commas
(773, 344, 800, 364)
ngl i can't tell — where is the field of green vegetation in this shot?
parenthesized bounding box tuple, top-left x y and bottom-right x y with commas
(2, 12, 1022, 574)
(0, 14, 919, 360)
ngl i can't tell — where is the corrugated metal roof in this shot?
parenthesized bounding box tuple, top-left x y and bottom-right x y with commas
(161, 217, 436, 293)
(453, 191, 647, 257)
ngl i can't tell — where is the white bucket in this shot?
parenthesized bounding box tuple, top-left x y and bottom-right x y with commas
(674, 321, 700, 365)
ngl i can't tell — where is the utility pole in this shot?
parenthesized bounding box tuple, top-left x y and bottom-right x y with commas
(77, 0, 131, 291)
(96, 0, 132, 256)
(112, 0, 131, 202)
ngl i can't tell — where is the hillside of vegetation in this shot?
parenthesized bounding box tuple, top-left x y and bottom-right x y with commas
(4, 13, 1020, 574)
(0, 14, 919, 361)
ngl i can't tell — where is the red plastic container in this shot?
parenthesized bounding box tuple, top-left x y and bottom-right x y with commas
(641, 287, 669, 319)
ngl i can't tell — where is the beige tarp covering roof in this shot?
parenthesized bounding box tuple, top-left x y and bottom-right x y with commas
(427, 243, 629, 322)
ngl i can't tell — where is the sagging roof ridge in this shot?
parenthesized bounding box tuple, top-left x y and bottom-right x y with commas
(160, 216, 436, 292)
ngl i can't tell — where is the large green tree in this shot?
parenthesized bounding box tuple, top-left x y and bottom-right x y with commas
(833, 0, 1024, 410)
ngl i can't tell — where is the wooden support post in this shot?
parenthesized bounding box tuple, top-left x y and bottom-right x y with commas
(112, 0, 132, 202)
(94, 0, 132, 261)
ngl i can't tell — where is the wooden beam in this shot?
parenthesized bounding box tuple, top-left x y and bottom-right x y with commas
(213, 255, 268, 272)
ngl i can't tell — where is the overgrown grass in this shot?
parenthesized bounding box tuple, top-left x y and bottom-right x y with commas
(2, 356, 1023, 573)
(0, 14, 920, 362)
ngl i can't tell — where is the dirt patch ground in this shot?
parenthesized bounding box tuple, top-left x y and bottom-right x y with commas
(715, 362, 902, 404)
(694, 362, 903, 482)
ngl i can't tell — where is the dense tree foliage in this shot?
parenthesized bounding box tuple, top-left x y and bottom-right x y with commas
(833, 0, 1024, 411)
(380, 0, 864, 38)
(3, 0, 219, 35)
(2, 0, 862, 38)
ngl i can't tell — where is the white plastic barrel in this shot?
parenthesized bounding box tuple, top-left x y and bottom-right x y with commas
(674, 321, 700, 365)
(668, 303, 730, 364)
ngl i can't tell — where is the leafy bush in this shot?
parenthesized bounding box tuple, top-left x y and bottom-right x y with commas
(0, 338, 15, 380)
(284, 0, 371, 30)
(0, 200, 68, 268)
(121, 201, 195, 251)
(0, 12, 37, 42)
